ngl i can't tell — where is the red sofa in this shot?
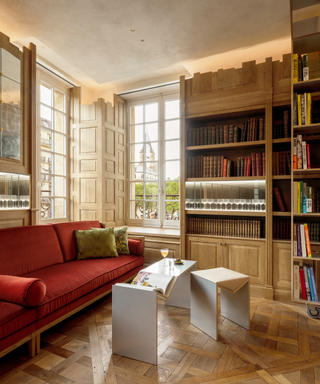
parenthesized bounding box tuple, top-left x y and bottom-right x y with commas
(0, 221, 144, 358)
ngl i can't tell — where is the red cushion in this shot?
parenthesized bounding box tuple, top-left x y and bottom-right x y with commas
(0, 301, 36, 340)
(0, 275, 46, 307)
(128, 239, 144, 256)
(53, 221, 102, 262)
(0, 225, 64, 276)
(24, 254, 144, 320)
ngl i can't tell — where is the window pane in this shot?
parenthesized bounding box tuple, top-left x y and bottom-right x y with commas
(165, 160, 179, 180)
(40, 129, 52, 151)
(40, 105, 52, 129)
(165, 202, 180, 221)
(145, 162, 158, 180)
(40, 83, 52, 106)
(54, 132, 65, 154)
(165, 120, 179, 140)
(41, 151, 52, 174)
(145, 182, 158, 200)
(54, 90, 64, 112)
(165, 140, 179, 160)
(145, 103, 158, 122)
(131, 125, 143, 143)
(165, 100, 179, 120)
(145, 142, 158, 161)
(130, 163, 143, 181)
(130, 182, 143, 200)
(130, 200, 143, 219)
(145, 201, 158, 220)
(55, 111, 65, 133)
(2, 76, 20, 106)
(41, 197, 52, 219)
(54, 176, 66, 197)
(131, 105, 143, 124)
(54, 154, 65, 175)
(131, 144, 142, 162)
(40, 174, 52, 196)
(54, 198, 66, 218)
(145, 123, 158, 142)
(166, 181, 179, 200)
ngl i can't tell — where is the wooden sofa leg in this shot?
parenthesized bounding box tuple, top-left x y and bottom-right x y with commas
(36, 333, 41, 354)
(28, 335, 36, 357)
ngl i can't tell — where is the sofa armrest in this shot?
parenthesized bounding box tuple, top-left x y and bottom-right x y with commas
(128, 236, 145, 256)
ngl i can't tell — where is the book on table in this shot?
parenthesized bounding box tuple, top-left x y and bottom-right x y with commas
(131, 271, 176, 296)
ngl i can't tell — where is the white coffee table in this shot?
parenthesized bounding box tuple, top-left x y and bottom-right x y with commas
(190, 267, 250, 340)
(112, 259, 197, 365)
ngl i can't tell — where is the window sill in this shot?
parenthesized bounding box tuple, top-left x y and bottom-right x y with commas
(127, 226, 180, 239)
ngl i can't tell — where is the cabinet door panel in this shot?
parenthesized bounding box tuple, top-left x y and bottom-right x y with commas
(187, 237, 219, 269)
(228, 241, 265, 285)
(273, 242, 291, 290)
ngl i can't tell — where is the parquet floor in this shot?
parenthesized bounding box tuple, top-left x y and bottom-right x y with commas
(1, 294, 320, 384)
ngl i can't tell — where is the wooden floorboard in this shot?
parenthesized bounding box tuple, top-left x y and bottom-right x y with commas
(1, 295, 320, 383)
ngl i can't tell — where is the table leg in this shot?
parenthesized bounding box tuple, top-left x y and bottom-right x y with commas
(221, 282, 250, 330)
(166, 263, 197, 309)
(112, 285, 158, 365)
(190, 275, 218, 340)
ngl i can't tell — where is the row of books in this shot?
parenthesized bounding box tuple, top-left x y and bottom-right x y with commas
(272, 151, 291, 175)
(295, 221, 320, 242)
(186, 117, 265, 147)
(273, 218, 291, 240)
(273, 110, 290, 139)
(236, 153, 265, 177)
(293, 263, 318, 302)
(293, 182, 320, 213)
(293, 53, 309, 83)
(293, 135, 311, 170)
(187, 156, 233, 178)
(293, 223, 312, 257)
(293, 93, 312, 126)
(187, 217, 264, 238)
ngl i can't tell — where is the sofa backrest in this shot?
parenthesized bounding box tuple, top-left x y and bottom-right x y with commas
(0, 225, 64, 276)
(52, 221, 102, 262)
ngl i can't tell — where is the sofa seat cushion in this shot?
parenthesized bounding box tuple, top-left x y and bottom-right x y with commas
(24, 254, 144, 320)
(53, 221, 102, 262)
(0, 301, 36, 340)
(0, 225, 64, 276)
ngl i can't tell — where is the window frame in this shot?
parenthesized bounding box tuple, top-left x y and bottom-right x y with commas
(127, 92, 180, 228)
(37, 69, 71, 224)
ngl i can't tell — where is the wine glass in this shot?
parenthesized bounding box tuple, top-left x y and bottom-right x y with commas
(161, 248, 169, 266)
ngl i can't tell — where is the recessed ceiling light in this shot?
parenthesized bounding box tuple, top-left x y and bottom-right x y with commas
(141, 39, 144, 42)
(131, 29, 135, 32)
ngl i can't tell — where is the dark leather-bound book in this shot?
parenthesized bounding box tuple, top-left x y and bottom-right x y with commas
(203, 127, 208, 145)
(216, 126, 220, 144)
(223, 125, 229, 144)
(212, 126, 216, 144)
(228, 125, 234, 143)
(283, 111, 289, 138)
(259, 117, 264, 141)
(196, 128, 200, 146)
(192, 128, 197, 146)
(207, 126, 212, 145)
(199, 127, 204, 146)
(273, 187, 286, 211)
(256, 152, 262, 176)
(251, 153, 256, 176)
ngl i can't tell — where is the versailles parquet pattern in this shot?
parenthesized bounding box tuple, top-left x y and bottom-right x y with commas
(1, 295, 320, 384)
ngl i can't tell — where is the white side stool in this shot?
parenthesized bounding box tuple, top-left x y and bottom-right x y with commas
(190, 267, 250, 340)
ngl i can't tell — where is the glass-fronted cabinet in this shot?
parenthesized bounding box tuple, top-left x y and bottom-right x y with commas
(0, 47, 21, 160)
(0, 172, 29, 209)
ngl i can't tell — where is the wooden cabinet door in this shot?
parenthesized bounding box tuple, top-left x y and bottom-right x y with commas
(273, 241, 291, 292)
(186, 236, 221, 269)
(227, 239, 266, 285)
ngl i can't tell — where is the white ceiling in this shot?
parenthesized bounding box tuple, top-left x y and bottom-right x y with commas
(0, 0, 291, 94)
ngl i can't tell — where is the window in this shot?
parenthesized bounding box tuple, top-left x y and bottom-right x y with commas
(39, 73, 69, 221)
(128, 94, 180, 227)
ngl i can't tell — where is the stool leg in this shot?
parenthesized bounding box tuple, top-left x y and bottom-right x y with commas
(191, 275, 218, 340)
(221, 282, 250, 330)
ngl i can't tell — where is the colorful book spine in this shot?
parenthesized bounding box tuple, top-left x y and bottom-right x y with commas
(293, 223, 298, 256)
(294, 263, 300, 299)
(300, 223, 307, 257)
(307, 92, 312, 125)
(293, 53, 298, 83)
(303, 264, 312, 301)
(299, 267, 307, 300)
(307, 267, 315, 301)
(310, 267, 319, 302)
(297, 94, 302, 126)
(306, 143, 311, 169)
(297, 182, 301, 213)
(302, 141, 307, 169)
(303, 53, 309, 81)
(297, 224, 301, 256)
(293, 137, 297, 170)
(304, 223, 312, 257)
(297, 135, 303, 169)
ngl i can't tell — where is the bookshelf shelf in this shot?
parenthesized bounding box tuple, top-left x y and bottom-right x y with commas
(272, 138, 291, 144)
(187, 234, 265, 241)
(273, 211, 291, 216)
(293, 123, 320, 135)
(293, 256, 320, 262)
(186, 140, 266, 151)
(273, 175, 291, 180)
(293, 213, 320, 218)
(186, 176, 265, 182)
(186, 210, 266, 217)
(293, 77, 320, 92)
(293, 169, 320, 177)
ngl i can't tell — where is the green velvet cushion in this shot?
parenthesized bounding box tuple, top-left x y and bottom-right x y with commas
(114, 226, 130, 255)
(74, 227, 118, 260)
(95, 225, 130, 255)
